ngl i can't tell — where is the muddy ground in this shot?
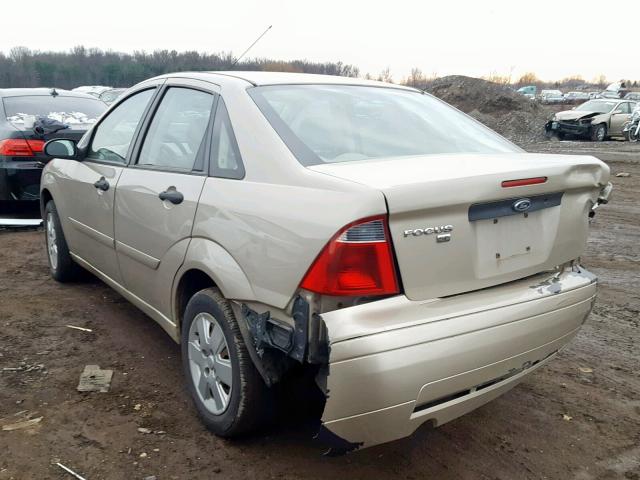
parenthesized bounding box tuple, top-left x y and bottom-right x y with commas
(1, 140, 639, 480)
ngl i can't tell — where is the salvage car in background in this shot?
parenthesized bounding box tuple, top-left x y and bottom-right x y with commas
(72, 85, 112, 98)
(40, 72, 611, 452)
(600, 90, 622, 99)
(546, 99, 636, 141)
(539, 89, 564, 104)
(516, 85, 536, 99)
(0, 88, 106, 207)
(563, 91, 590, 104)
(99, 88, 127, 105)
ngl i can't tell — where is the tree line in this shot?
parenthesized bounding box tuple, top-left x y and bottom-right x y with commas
(0, 46, 360, 89)
(402, 68, 639, 91)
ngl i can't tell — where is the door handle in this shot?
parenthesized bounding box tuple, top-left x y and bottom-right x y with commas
(159, 188, 184, 205)
(93, 177, 109, 191)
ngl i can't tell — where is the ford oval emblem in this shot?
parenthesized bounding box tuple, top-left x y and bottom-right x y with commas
(512, 198, 532, 212)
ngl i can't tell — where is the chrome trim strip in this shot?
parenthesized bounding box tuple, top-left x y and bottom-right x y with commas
(68, 217, 114, 248)
(115, 240, 160, 270)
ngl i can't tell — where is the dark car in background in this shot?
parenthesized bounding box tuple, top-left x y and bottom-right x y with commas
(0, 88, 107, 209)
(563, 91, 590, 104)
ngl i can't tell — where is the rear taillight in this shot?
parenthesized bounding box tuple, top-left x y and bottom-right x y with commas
(300, 216, 400, 297)
(0, 139, 45, 156)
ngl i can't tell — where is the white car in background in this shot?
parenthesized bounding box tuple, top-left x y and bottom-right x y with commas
(71, 85, 112, 98)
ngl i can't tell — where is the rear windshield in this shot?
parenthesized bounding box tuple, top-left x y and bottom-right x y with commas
(4, 95, 107, 126)
(575, 100, 616, 113)
(249, 85, 520, 166)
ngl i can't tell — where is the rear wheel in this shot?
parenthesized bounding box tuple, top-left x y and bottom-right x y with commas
(591, 123, 607, 142)
(44, 200, 82, 282)
(181, 288, 273, 437)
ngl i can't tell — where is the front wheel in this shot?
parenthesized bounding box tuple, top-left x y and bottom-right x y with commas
(44, 200, 82, 282)
(630, 125, 640, 142)
(591, 123, 607, 142)
(181, 288, 273, 437)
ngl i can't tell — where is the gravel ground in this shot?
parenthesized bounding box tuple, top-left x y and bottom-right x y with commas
(0, 141, 639, 480)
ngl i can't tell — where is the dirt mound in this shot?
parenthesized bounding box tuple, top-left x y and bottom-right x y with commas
(424, 75, 554, 145)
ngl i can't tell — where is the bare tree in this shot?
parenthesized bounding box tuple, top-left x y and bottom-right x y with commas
(407, 67, 426, 89)
(377, 67, 393, 83)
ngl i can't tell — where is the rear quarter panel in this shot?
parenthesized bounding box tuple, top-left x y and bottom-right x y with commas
(192, 176, 386, 309)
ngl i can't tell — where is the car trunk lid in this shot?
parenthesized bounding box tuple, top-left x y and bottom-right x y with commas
(310, 153, 609, 300)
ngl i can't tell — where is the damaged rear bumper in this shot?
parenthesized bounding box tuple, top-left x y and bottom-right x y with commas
(318, 266, 597, 452)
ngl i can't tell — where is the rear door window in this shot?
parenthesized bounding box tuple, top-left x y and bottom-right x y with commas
(88, 89, 155, 163)
(137, 87, 215, 171)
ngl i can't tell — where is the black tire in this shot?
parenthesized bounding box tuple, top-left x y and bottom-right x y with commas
(591, 123, 607, 142)
(44, 200, 82, 282)
(181, 288, 273, 437)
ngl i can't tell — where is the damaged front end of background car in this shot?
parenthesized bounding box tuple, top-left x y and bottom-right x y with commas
(545, 111, 605, 140)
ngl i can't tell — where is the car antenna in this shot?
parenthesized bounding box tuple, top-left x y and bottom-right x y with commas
(50, 88, 59, 97)
(230, 25, 272, 68)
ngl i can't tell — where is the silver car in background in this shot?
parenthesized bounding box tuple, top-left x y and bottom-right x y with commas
(40, 72, 611, 453)
(539, 89, 565, 104)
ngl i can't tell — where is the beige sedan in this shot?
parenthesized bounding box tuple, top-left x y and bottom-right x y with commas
(546, 98, 637, 141)
(40, 72, 611, 453)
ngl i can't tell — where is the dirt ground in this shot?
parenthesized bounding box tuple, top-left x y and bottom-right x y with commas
(1, 140, 639, 480)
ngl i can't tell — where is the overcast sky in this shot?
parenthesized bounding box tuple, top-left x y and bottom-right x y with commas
(2, 0, 633, 82)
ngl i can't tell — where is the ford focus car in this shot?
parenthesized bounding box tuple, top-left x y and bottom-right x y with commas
(40, 72, 611, 453)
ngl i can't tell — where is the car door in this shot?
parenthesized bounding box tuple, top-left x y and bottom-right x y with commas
(610, 102, 632, 135)
(114, 79, 218, 320)
(56, 86, 159, 284)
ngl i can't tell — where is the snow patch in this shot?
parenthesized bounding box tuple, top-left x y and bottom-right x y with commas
(7, 111, 99, 126)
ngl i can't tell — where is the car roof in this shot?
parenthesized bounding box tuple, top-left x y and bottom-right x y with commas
(150, 71, 419, 92)
(0, 88, 100, 99)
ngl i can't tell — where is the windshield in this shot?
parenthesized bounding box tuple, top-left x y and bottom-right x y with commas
(249, 85, 520, 166)
(4, 95, 107, 126)
(575, 100, 616, 113)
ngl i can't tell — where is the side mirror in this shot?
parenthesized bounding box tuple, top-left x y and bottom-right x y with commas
(43, 139, 79, 160)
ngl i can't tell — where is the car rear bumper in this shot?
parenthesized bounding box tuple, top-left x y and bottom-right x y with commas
(318, 265, 597, 452)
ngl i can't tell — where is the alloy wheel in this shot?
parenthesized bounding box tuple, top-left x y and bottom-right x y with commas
(187, 312, 233, 415)
(46, 213, 58, 271)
